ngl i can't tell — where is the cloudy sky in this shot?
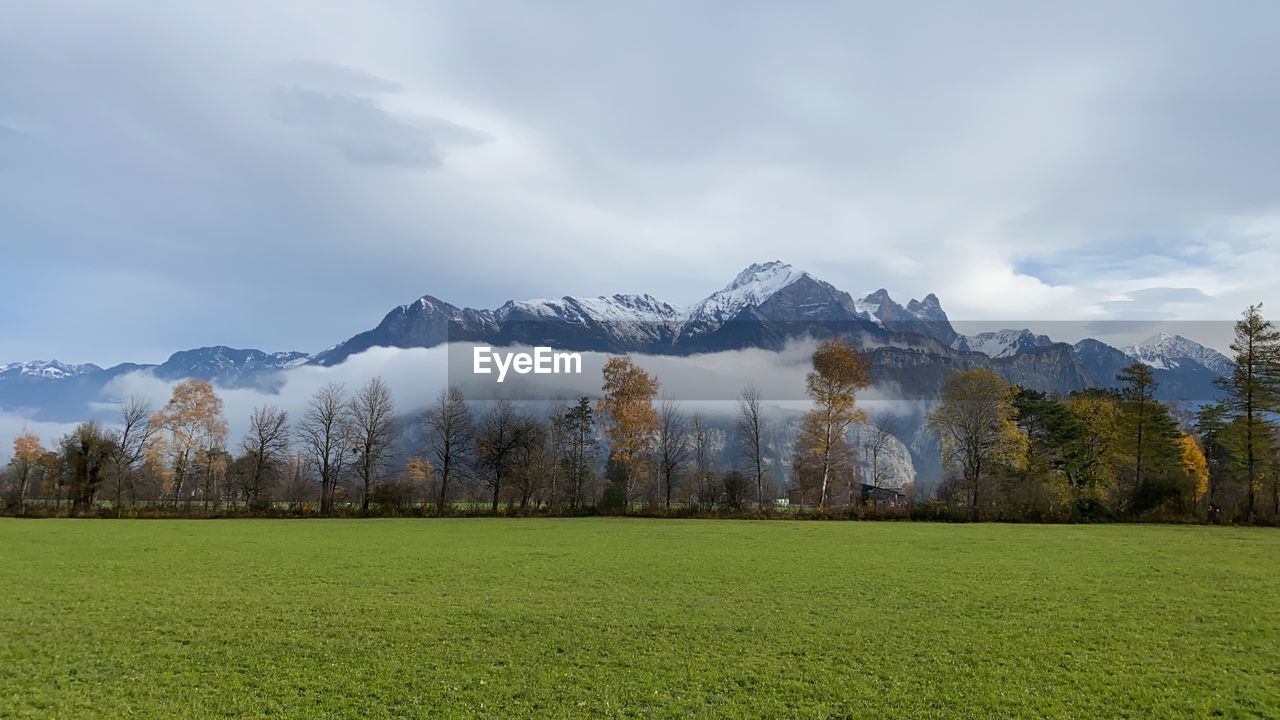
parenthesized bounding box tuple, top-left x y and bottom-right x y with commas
(3, 1, 1279, 365)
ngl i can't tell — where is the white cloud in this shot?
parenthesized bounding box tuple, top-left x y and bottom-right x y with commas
(0, 410, 79, 465)
(2, 1, 1279, 366)
(1, 339, 917, 463)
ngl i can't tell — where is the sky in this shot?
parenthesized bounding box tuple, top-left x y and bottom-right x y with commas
(3, 1, 1280, 366)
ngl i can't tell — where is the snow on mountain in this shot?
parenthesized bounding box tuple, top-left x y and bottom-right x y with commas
(1123, 332, 1233, 376)
(154, 346, 309, 379)
(0, 349, 309, 393)
(854, 289, 958, 344)
(852, 297, 882, 325)
(952, 329, 1054, 359)
(499, 293, 683, 325)
(906, 294, 950, 325)
(682, 260, 807, 326)
(0, 360, 102, 381)
(496, 261, 811, 331)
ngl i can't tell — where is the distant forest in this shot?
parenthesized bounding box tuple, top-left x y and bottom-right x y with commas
(5, 304, 1280, 525)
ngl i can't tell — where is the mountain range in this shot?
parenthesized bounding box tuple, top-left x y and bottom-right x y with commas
(2, 261, 1231, 422)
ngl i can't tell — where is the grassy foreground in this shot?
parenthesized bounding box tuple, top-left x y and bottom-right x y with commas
(1, 520, 1277, 719)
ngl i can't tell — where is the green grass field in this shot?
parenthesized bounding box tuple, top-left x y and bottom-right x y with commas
(2, 519, 1277, 719)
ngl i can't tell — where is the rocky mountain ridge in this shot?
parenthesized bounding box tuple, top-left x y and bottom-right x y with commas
(3, 263, 1231, 423)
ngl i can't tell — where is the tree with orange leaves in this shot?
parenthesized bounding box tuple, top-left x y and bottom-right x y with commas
(802, 339, 870, 509)
(597, 356, 659, 504)
(8, 431, 45, 513)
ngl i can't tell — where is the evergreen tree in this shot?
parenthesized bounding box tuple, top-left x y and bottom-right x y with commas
(1124, 403, 1183, 513)
(1195, 400, 1244, 518)
(1015, 389, 1086, 477)
(561, 397, 596, 508)
(1214, 304, 1280, 520)
(1117, 362, 1157, 503)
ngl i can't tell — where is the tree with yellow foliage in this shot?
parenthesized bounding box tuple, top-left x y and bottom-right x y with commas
(151, 379, 229, 506)
(801, 339, 870, 509)
(1178, 433, 1209, 511)
(929, 368, 1027, 519)
(1064, 392, 1124, 512)
(597, 356, 659, 505)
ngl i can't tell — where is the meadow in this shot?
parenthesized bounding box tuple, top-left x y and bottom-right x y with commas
(1, 519, 1277, 718)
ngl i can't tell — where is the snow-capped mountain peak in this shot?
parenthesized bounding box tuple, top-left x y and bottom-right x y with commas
(952, 329, 1054, 358)
(726, 261, 805, 296)
(500, 293, 684, 324)
(854, 288, 959, 344)
(683, 261, 808, 325)
(1123, 332, 1234, 375)
(0, 359, 102, 380)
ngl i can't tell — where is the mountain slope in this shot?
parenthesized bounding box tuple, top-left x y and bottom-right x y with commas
(953, 329, 1054, 358)
(3, 263, 1232, 423)
(0, 347, 308, 419)
(1123, 332, 1234, 376)
(857, 289, 958, 345)
(0, 360, 102, 381)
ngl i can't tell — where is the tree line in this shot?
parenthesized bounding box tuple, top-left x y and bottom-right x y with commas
(5, 304, 1279, 524)
(928, 304, 1280, 523)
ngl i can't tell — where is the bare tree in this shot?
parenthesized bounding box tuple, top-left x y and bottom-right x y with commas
(544, 408, 567, 508)
(510, 418, 549, 511)
(240, 405, 290, 508)
(737, 383, 767, 509)
(656, 396, 691, 508)
(350, 377, 398, 512)
(476, 400, 527, 512)
(691, 412, 717, 509)
(297, 383, 352, 515)
(423, 386, 474, 515)
(863, 414, 900, 492)
(109, 397, 156, 514)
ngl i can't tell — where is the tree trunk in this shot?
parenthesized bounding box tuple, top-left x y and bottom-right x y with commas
(16, 470, 29, 515)
(1134, 412, 1144, 514)
(1245, 409, 1256, 520)
(320, 469, 333, 516)
(756, 464, 764, 511)
(818, 450, 830, 510)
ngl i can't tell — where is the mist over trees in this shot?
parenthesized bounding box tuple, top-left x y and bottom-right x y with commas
(5, 306, 1280, 524)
